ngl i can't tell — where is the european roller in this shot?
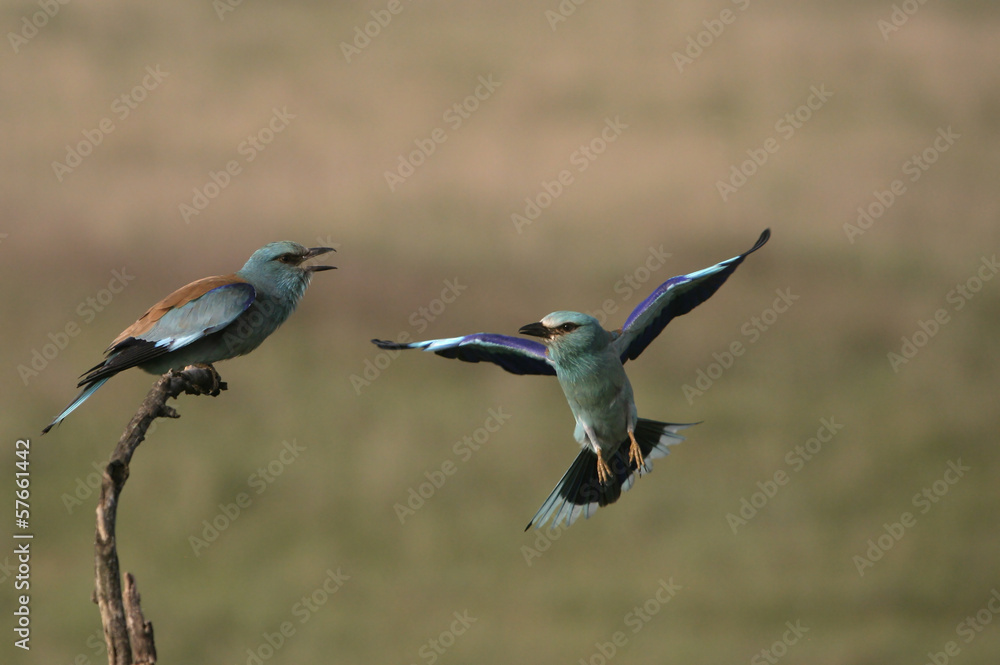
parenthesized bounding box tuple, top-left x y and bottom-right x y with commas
(373, 229, 770, 529)
(43, 241, 335, 433)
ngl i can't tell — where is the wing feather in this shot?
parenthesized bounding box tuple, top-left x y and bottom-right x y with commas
(81, 280, 256, 384)
(372, 333, 556, 376)
(614, 229, 770, 362)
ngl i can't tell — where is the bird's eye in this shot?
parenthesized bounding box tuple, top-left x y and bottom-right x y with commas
(276, 254, 298, 265)
(559, 323, 579, 332)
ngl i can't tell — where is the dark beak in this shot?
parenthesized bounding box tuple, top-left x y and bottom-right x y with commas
(305, 246, 337, 272)
(518, 322, 550, 338)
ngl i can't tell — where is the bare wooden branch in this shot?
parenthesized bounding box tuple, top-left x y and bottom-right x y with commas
(94, 365, 226, 665)
(124, 573, 157, 665)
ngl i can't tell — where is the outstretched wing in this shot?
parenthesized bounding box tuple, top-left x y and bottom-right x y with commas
(372, 333, 556, 376)
(614, 229, 770, 362)
(81, 276, 256, 385)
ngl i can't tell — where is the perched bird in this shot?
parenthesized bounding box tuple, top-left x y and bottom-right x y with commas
(43, 241, 335, 433)
(373, 229, 770, 529)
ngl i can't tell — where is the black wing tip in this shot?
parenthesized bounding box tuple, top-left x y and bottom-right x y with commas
(371, 338, 407, 349)
(748, 228, 771, 254)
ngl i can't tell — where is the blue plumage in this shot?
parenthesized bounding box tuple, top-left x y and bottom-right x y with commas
(373, 229, 770, 528)
(43, 241, 335, 433)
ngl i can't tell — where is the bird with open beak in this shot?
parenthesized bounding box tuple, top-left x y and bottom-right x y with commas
(43, 241, 335, 433)
(373, 229, 770, 529)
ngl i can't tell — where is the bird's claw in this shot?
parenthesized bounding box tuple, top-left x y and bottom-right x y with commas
(596, 448, 613, 486)
(627, 430, 645, 476)
(180, 364, 226, 396)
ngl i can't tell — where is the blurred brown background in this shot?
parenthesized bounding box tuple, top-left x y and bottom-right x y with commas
(2, 1, 999, 663)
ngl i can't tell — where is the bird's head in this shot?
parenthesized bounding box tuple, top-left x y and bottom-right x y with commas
(518, 311, 609, 362)
(239, 241, 336, 298)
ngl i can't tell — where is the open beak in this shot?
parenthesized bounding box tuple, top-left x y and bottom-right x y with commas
(305, 246, 337, 272)
(518, 322, 550, 338)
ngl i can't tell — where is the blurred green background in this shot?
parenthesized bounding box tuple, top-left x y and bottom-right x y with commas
(2, 1, 999, 663)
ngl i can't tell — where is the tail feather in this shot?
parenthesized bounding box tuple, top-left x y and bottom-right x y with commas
(41, 378, 110, 434)
(526, 418, 697, 530)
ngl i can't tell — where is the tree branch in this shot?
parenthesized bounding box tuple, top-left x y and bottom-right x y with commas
(94, 365, 226, 665)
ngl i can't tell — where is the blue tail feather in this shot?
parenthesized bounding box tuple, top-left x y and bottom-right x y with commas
(526, 418, 697, 530)
(42, 378, 110, 434)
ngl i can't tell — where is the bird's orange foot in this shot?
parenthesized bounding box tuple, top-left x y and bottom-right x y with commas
(596, 448, 613, 485)
(627, 429, 645, 476)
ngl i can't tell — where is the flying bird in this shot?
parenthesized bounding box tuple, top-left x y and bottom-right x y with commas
(372, 229, 770, 529)
(43, 241, 335, 433)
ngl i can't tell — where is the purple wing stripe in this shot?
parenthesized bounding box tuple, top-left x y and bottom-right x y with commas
(372, 333, 556, 376)
(618, 229, 770, 362)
